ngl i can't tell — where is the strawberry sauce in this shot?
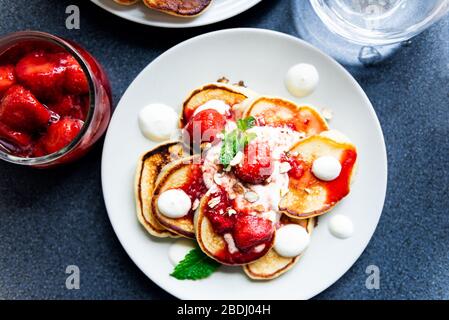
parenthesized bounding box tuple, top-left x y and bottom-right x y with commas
(255, 106, 327, 136)
(179, 163, 208, 219)
(286, 148, 357, 204)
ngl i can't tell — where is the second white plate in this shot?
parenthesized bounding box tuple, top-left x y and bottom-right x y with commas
(90, 0, 262, 28)
(101, 28, 387, 300)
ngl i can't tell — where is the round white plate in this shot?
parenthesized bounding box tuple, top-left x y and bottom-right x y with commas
(101, 28, 387, 300)
(90, 0, 262, 28)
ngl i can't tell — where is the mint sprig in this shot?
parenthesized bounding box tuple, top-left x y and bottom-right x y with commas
(170, 248, 220, 280)
(220, 116, 257, 167)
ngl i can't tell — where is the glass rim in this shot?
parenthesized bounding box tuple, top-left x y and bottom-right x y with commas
(0, 30, 96, 166)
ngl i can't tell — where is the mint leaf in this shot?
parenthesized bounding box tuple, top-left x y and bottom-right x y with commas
(170, 248, 220, 280)
(237, 116, 256, 131)
(220, 117, 257, 166)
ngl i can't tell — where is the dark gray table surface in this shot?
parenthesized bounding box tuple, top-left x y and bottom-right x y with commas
(0, 0, 448, 300)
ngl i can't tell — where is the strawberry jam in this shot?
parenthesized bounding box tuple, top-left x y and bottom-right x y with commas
(0, 31, 111, 167)
(204, 187, 275, 264)
(254, 103, 327, 136)
(285, 148, 357, 205)
(179, 163, 208, 219)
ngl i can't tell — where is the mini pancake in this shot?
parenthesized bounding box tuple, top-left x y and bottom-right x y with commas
(135, 141, 187, 238)
(279, 131, 357, 219)
(242, 96, 328, 137)
(180, 82, 255, 127)
(243, 216, 315, 280)
(143, 0, 212, 17)
(195, 190, 275, 266)
(152, 155, 207, 238)
(114, 0, 139, 5)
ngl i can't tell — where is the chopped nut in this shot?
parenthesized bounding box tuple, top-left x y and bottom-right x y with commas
(234, 80, 246, 87)
(192, 199, 200, 211)
(217, 76, 229, 83)
(253, 244, 266, 253)
(321, 108, 333, 121)
(227, 208, 237, 216)
(304, 188, 312, 194)
(208, 196, 221, 208)
(253, 205, 265, 212)
(213, 173, 223, 185)
(279, 162, 292, 174)
(229, 151, 243, 166)
(244, 191, 259, 203)
(232, 183, 245, 194)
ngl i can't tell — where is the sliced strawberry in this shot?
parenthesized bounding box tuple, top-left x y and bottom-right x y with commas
(15, 51, 66, 101)
(0, 65, 16, 97)
(37, 117, 83, 155)
(60, 54, 89, 95)
(0, 122, 33, 148)
(0, 85, 52, 133)
(183, 109, 226, 146)
(48, 95, 86, 121)
(234, 141, 274, 184)
(233, 214, 274, 252)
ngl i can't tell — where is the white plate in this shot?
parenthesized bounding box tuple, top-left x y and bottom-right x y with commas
(101, 28, 387, 300)
(90, 0, 262, 28)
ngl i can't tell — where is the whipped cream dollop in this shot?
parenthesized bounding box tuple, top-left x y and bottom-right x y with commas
(312, 156, 342, 181)
(328, 214, 354, 239)
(274, 224, 310, 258)
(285, 63, 319, 98)
(157, 189, 191, 219)
(138, 103, 178, 142)
(168, 239, 195, 266)
(193, 99, 230, 116)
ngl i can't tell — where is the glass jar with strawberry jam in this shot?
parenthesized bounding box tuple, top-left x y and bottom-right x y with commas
(0, 31, 112, 168)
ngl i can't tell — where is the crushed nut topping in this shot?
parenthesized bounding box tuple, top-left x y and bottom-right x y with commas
(234, 80, 246, 87)
(244, 191, 259, 203)
(304, 188, 312, 194)
(208, 196, 221, 208)
(232, 183, 245, 194)
(217, 76, 229, 83)
(227, 208, 237, 216)
(192, 199, 200, 211)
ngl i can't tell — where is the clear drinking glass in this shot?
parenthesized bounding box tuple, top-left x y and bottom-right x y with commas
(293, 0, 449, 66)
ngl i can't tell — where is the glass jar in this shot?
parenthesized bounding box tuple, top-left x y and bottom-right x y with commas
(0, 31, 112, 168)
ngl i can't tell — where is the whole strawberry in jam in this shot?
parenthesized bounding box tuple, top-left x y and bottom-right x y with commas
(48, 95, 88, 121)
(0, 122, 32, 151)
(234, 141, 274, 184)
(0, 65, 16, 97)
(36, 117, 83, 155)
(15, 51, 66, 101)
(233, 214, 274, 252)
(183, 109, 226, 146)
(0, 85, 52, 133)
(60, 54, 89, 95)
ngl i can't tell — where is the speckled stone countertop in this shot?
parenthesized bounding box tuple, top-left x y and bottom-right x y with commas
(0, 0, 448, 300)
